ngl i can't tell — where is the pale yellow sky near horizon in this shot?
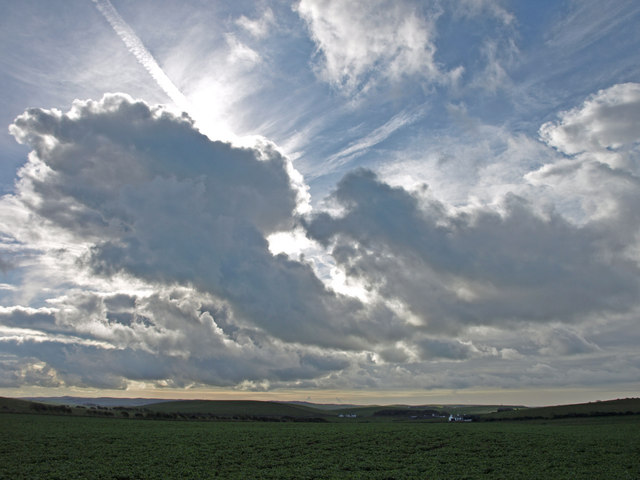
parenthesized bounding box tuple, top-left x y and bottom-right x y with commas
(1, 385, 637, 408)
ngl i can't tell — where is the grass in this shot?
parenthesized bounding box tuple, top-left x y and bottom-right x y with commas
(1, 412, 639, 479)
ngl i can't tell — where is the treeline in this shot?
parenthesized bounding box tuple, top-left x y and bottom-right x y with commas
(7, 400, 328, 422)
(480, 410, 640, 422)
(106, 408, 327, 422)
(140, 412, 327, 422)
(29, 403, 73, 414)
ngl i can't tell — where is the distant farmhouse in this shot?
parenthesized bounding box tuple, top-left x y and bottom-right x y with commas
(448, 414, 472, 422)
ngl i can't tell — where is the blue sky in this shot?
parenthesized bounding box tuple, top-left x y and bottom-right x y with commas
(0, 0, 638, 405)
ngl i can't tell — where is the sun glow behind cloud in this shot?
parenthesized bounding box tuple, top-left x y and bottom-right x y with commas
(91, 0, 190, 111)
(92, 0, 246, 146)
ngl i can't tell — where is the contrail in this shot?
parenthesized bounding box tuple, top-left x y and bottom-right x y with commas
(91, 0, 190, 112)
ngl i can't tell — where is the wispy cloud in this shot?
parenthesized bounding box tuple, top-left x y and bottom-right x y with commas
(313, 106, 427, 177)
(235, 8, 276, 39)
(296, 0, 457, 94)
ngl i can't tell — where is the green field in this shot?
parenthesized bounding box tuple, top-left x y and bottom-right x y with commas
(1, 412, 639, 479)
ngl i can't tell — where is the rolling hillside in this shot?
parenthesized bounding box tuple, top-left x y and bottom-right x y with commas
(0, 396, 44, 413)
(481, 398, 640, 420)
(22, 396, 171, 408)
(3, 396, 638, 423)
(147, 400, 328, 419)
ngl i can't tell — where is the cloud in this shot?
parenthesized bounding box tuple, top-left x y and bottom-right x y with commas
(236, 8, 276, 39)
(416, 336, 476, 360)
(225, 34, 262, 65)
(305, 168, 639, 333)
(328, 106, 426, 172)
(298, 83, 640, 392)
(0, 285, 358, 390)
(7, 94, 394, 353)
(530, 83, 640, 226)
(470, 38, 517, 93)
(296, 0, 460, 94)
(2, 81, 639, 395)
(536, 327, 600, 356)
(539, 82, 640, 170)
(376, 112, 556, 207)
(2, 93, 436, 390)
(0, 356, 63, 389)
(454, 0, 515, 25)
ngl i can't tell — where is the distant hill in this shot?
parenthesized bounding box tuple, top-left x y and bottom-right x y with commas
(283, 401, 363, 410)
(481, 398, 640, 421)
(0, 396, 76, 415)
(0, 396, 44, 413)
(22, 396, 171, 408)
(324, 404, 525, 418)
(147, 400, 328, 419)
(4, 396, 638, 423)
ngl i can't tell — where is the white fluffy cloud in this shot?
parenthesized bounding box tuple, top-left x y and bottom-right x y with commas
(539, 82, 640, 170)
(296, 0, 460, 93)
(529, 83, 640, 230)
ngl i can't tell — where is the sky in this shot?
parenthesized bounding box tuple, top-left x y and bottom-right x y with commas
(0, 0, 638, 406)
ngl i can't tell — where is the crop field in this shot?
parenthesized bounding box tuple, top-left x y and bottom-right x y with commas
(1, 413, 639, 479)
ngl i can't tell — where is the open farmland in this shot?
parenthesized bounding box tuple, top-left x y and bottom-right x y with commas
(2, 411, 639, 479)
